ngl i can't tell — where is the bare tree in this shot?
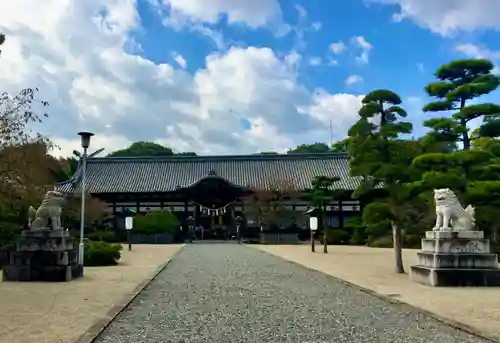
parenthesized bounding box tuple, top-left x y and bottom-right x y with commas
(0, 33, 52, 217)
(243, 178, 301, 230)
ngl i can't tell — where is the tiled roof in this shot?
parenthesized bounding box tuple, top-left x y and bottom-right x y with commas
(56, 153, 361, 194)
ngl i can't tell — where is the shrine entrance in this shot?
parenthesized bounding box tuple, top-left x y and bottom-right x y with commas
(175, 171, 249, 241)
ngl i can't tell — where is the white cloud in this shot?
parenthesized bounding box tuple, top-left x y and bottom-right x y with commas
(0, 0, 361, 157)
(172, 52, 187, 68)
(455, 43, 500, 74)
(329, 41, 346, 54)
(345, 74, 364, 86)
(295, 4, 307, 19)
(417, 62, 424, 73)
(153, 0, 290, 36)
(306, 90, 363, 129)
(311, 21, 322, 31)
(455, 43, 500, 60)
(326, 57, 338, 66)
(309, 57, 322, 66)
(351, 36, 372, 64)
(369, 0, 500, 36)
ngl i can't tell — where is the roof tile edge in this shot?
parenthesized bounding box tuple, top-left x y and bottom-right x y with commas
(88, 152, 349, 163)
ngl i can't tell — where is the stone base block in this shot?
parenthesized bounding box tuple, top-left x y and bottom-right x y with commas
(2, 264, 83, 282)
(17, 236, 74, 252)
(9, 250, 77, 266)
(425, 230, 484, 239)
(417, 252, 498, 269)
(421, 237, 490, 254)
(410, 265, 500, 287)
(21, 229, 70, 238)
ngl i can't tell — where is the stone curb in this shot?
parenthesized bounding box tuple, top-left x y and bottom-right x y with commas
(74, 245, 186, 343)
(251, 246, 500, 343)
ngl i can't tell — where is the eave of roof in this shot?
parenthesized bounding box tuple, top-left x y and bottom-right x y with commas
(55, 152, 360, 194)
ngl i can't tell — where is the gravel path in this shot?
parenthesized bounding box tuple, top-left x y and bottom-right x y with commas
(94, 243, 492, 343)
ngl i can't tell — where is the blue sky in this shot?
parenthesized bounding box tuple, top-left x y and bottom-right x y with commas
(1, 0, 499, 155)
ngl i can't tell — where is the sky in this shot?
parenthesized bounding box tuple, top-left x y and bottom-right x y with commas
(0, 0, 500, 157)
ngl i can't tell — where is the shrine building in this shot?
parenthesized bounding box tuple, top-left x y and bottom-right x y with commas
(56, 152, 362, 240)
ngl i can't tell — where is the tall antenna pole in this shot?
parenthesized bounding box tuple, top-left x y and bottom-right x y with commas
(329, 119, 333, 147)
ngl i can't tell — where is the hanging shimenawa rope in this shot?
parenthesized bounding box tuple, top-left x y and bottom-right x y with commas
(191, 201, 235, 216)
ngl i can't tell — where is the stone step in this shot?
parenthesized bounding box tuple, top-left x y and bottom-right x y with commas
(417, 251, 498, 269)
(425, 230, 484, 239)
(421, 238, 490, 254)
(410, 265, 500, 287)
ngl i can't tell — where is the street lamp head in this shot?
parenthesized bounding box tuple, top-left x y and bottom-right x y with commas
(235, 215, 244, 226)
(78, 132, 94, 149)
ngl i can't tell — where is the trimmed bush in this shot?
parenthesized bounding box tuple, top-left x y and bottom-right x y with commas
(87, 230, 118, 243)
(0, 221, 20, 248)
(133, 210, 180, 235)
(491, 243, 500, 262)
(319, 229, 350, 245)
(84, 241, 122, 266)
(366, 236, 393, 248)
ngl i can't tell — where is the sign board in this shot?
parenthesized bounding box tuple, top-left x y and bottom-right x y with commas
(125, 217, 133, 230)
(309, 217, 318, 231)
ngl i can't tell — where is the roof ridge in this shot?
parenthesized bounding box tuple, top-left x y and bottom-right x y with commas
(88, 152, 348, 163)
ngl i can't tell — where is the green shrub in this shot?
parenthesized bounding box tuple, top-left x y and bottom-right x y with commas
(491, 243, 500, 262)
(319, 229, 350, 245)
(87, 230, 118, 242)
(0, 221, 20, 248)
(366, 236, 393, 248)
(348, 227, 366, 245)
(133, 210, 180, 235)
(403, 234, 422, 249)
(84, 241, 122, 266)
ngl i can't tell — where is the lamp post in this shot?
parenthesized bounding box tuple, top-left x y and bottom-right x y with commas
(309, 217, 318, 253)
(77, 131, 94, 266)
(124, 209, 134, 251)
(187, 216, 195, 243)
(235, 215, 243, 244)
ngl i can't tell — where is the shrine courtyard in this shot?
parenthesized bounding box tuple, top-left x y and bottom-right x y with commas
(2, 244, 500, 343)
(90, 244, 500, 342)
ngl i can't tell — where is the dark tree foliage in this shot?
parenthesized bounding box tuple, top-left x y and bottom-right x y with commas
(107, 141, 197, 157)
(287, 142, 331, 154)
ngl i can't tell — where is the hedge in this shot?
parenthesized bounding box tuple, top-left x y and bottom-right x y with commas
(84, 241, 122, 266)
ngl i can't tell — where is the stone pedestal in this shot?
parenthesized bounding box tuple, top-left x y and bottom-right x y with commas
(410, 231, 500, 287)
(2, 229, 83, 282)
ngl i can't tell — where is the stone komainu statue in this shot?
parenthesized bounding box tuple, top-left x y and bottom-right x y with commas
(28, 191, 66, 230)
(433, 188, 475, 232)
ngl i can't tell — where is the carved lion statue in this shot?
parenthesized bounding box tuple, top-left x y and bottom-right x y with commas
(28, 191, 66, 231)
(433, 188, 475, 232)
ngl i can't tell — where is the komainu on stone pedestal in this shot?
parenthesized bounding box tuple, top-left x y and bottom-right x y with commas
(410, 189, 500, 286)
(28, 191, 65, 231)
(433, 188, 475, 232)
(2, 192, 83, 282)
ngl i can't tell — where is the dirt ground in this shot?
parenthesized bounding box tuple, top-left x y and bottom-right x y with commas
(0, 244, 184, 343)
(253, 244, 500, 341)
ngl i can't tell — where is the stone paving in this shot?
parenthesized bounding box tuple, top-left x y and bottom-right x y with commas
(94, 243, 492, 343)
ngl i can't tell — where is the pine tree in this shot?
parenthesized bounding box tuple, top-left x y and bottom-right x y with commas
(423, 59, 500, 150)
(348, 89, 420, 273)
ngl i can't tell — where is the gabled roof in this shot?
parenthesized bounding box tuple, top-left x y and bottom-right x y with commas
(56, 153, 361, 194)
